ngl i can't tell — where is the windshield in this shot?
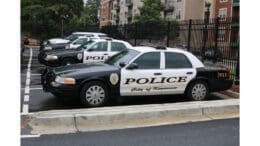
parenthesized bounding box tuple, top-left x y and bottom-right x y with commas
(76, 40, 96, 50)
(105, 49, 140, 67)
(65, 33, 87, 41)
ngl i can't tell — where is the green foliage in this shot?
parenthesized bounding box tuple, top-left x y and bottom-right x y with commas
(21, 0, 92, 40)
(134, 0, 165, 22)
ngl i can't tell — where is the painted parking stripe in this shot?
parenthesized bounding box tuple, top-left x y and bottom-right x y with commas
(21, 134, 41, 139)
(24, 95, 29, 102)
(21, 87, 43, 90)
(22, 48, 33, 114)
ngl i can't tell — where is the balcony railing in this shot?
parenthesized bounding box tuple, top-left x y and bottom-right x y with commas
(125, 11, 132, 18)
(113, 4, 119, 10)
(164, 1, 174, 12)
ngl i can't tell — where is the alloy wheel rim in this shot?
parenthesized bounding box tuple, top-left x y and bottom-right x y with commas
(85, 85, 105, 105)
(191, 83, 206, 100)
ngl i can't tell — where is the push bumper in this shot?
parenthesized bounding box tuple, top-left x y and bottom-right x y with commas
(41, 68, 78, 97)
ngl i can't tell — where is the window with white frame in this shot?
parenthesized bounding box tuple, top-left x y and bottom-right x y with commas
(218, 8, 227, 21)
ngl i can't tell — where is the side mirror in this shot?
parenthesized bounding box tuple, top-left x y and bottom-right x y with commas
(126, 63, 138, 70)
(119, 62, 126, 67)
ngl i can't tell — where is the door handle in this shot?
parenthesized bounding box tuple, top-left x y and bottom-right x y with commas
(103, 53, 108, 55)
(186, 72, 193, 75)
(154, 73, 162, 76)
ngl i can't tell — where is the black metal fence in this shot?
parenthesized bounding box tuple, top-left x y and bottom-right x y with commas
(101, 17, 239, 82)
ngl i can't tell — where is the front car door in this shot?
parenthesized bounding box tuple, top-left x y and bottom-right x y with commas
(83, 41, 109, 63)
(120, 52, 163, 96)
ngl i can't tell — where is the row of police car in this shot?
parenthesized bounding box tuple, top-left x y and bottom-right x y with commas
(39, 32, 233, 107)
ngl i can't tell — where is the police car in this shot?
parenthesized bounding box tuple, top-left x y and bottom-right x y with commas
(39, 39, 132, 67)
(41, 46, 233, 107)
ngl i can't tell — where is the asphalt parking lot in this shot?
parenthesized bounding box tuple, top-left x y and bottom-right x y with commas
(20, 47, 226, 113)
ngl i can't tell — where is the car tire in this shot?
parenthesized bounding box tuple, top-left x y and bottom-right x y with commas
(186, 81, 208, 101)
(61, 58, 76, 66)
(80, 81, 109, 107)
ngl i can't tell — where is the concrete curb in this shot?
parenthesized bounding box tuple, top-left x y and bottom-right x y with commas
(24, 99, 239, 134)
(220, 90, 239, 98)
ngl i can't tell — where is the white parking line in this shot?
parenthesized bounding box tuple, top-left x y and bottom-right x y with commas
(21, 73, 41, 76)
(22, 48, 33, 114)
(21, 134, 41, 139)
(24, 95, 29, 102)
(21, 87, 43, 90)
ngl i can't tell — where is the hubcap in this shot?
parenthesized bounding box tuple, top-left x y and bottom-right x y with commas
(85, 85, 105, 105)
(191, 83, 207, 100)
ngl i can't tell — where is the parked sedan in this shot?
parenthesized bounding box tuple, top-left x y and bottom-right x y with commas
(42, 46, 233, 107)
(39, 39, 132, 67)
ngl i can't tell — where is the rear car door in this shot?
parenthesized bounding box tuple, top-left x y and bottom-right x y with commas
(161, 52, 196, 94)
(120, 52, 163, 96)
(83, 41, 109, 63)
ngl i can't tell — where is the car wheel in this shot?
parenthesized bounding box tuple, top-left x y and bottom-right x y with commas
(80, 81, 109, 107)
(61, 58, 76, 66)
(186, 81, 208, 101)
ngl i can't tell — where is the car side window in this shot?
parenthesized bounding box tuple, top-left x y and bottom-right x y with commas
(133, 52, 160, 69)
(89, 42, 108, 52)
(111, 42, 126, 51)
(165, 52, 192, 69)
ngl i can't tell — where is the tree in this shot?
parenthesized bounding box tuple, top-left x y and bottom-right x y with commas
(134, 0, 165, 22)
(83, 0, 101, 24)
(21, 0, 84, 39)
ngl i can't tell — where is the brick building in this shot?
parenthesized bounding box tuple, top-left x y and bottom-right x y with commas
(99, 0, 114, 27)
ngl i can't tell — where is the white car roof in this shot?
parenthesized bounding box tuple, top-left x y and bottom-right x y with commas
(93, 39, 133, 48)
(131, 46, 204, 68)
(73, 32, 107, 35)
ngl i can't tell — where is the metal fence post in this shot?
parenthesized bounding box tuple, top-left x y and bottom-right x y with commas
(134, 23, 137, 46)
(187, 19, 192, 52)
(235, 45, 240, 85)
(166, 21, 170, 47)
(213, 17, 219, 63)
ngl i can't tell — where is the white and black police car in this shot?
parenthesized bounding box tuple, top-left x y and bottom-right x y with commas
(39, 39, 132, 67)
(41, 46, 233, 107)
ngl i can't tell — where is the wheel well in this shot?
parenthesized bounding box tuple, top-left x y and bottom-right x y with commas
(184, 78, 210, 94)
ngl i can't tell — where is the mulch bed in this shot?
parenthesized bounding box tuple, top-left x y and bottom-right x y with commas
(230, 84, 239, 93)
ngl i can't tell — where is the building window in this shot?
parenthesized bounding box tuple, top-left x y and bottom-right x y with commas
(176, 10, 181, 19)
(220, 0, 228, 3)
(218, 8, 227, 21)
(218, 27, 226, 41)
(177, 0, 182, 2)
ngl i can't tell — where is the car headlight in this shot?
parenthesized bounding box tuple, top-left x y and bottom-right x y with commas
(44, 46, 52, 50)
(77, 53, 83, 60)
(45, 54, 58, 61)
(55, 76, 75, 84)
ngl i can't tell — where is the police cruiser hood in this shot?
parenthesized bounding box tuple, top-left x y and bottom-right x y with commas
(48, 38, 70, 44)
(45, 48, 81, 55)
(53, 63, 119, 77)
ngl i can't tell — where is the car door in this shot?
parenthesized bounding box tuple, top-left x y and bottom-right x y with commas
(109, 42, 127, 57)
(120, 52, 163, 96)
(83, 41, 109, 63)
(162, 52, 196, 94)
